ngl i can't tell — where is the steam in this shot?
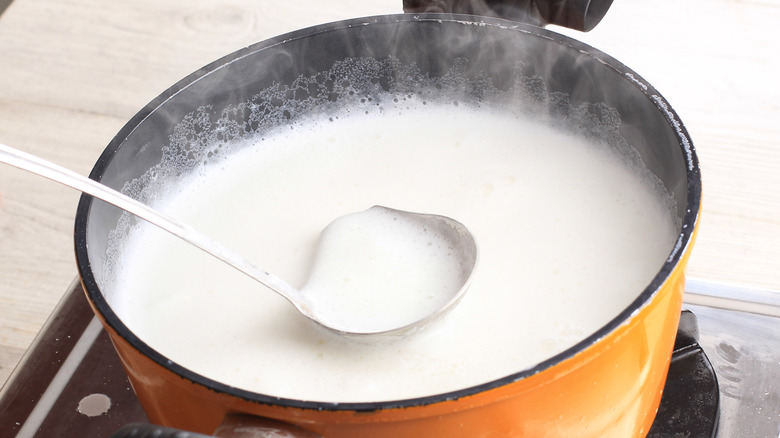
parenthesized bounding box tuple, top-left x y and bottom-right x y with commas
(96, 17, 678, 294)
(127, 56, 641, 184)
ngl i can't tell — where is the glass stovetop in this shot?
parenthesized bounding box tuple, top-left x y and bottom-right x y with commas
(1, 278, 778, 437)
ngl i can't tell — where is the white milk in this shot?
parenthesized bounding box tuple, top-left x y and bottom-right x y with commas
(111, 102, 677, 403)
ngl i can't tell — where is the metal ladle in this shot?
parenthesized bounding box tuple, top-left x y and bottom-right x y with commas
(0, 143, 478, 338)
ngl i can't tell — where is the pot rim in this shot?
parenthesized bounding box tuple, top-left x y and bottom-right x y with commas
(74, 13, 701, 413)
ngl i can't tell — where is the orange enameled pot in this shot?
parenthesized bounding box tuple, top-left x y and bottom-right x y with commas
(75, 14, 701, 437)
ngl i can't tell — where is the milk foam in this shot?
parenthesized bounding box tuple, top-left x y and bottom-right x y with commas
(112, 101, 677, 403)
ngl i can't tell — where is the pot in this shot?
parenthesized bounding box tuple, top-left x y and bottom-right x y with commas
(75, 13, 701, 438)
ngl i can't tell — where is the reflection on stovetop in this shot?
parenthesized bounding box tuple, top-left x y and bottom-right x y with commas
(684, 278, 780, 438)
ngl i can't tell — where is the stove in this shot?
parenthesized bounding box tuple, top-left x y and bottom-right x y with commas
(1, 278, 778, 437)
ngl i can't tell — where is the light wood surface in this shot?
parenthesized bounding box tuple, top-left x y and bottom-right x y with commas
(1, 0, 778, 389)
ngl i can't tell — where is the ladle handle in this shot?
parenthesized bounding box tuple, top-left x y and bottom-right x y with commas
(0, 143, 305, 308)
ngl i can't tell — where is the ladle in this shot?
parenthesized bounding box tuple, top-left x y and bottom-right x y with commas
(0, 142, 478, 338)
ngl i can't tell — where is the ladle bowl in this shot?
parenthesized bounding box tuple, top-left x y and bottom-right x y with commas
(0, 142, 478, 337)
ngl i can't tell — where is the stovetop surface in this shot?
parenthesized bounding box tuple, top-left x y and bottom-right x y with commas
(0, 279, 778, 438)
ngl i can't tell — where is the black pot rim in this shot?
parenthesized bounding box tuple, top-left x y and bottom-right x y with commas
(74, 13, 701, 414)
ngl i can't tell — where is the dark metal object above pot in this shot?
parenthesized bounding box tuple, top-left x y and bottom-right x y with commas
(403, 0, 615, 31)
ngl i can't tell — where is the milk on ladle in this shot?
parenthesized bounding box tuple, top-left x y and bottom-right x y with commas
(110, 99, 677, 403)
(301, 206, 471, 333)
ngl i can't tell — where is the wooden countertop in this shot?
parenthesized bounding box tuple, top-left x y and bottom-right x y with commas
(1, 0, 779, 389)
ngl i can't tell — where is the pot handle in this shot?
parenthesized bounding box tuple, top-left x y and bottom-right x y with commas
(402, 0, 615, 32)
(111, 415, 323, 438)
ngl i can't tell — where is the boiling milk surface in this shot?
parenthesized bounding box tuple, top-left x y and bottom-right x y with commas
(112, 102, 677, 402)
